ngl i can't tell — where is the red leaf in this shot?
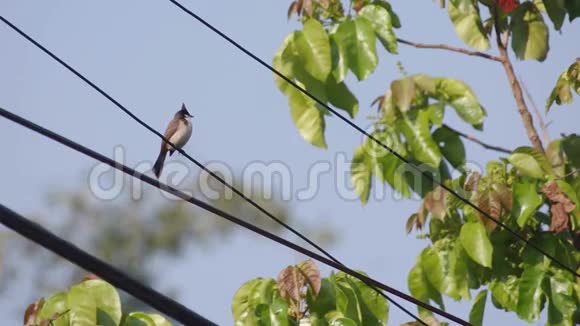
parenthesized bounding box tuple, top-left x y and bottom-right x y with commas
(543, 181, 576, 233)
(497, 0, 518, 13)
(303, 0, 314, 17)
(277, 266, 305, 302)
(23, 298, 45, 326)
(288, 1, 299, 19)
(297, 259, 321, 296)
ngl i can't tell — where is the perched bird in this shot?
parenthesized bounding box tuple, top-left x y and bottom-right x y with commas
(153, 104, 193, 178)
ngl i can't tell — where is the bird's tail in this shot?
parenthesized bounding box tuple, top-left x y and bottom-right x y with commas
(153, 147, 167, 178)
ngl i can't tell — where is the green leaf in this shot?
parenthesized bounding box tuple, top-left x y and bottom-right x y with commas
(373, 0, 401, 28)
(522, 233, 557, 269)
(324, 311, 358, 326)
(272, 34, 297, 96)
(512, 179, 543, 227)
(509, 146, 552, 178)
(125, 312, 171, 326)
(378, 154, 412, 199)
(447, 0, 490, 51)
(408, 253, 445, 318)
(334, 272, 389, 325)
(77, 279, 122, 325)
(391, 78, 416, 113)
(546, 59, 580, 112)
(67, 284, 97, 326)
(326, 77, 359, 118)
(490, 276, 519, 311)
(562, 134, 580, 168)
(125, 312, 156, 326)
(269, 295, 290, 326)
(516, 265, 546, 322)
(333, 18, 378, 81)
(385, 158, 412, 198)
(433, 78, 486, 128)
(288, 85, 327, 148)
(255, 304, 274, 326)
(427, 102, 445, 127)
(542, 0, 567, 30)
(364, 130, 411, 198)
(547, 138, 566, 176)
(399, 109, 442, 168)
(358, 5, 398, 54)
(421, 242, 464, 300)
(450, 244, 470, 300)
(511, 2, 550, 61)
(334, 277, 360, 321)
(330, 28, 349, 83)
(459, 222, 493, 268)
(432, 127, 466, 168)
(294, 19, 332, 81)
(38, 292, 69, 326)
(148, 314, 172, 326)
(546, 71, 574, 112)
(547, 271, 576, 325)
(565, 0, 580, 21)
(469, 290, 488, 326)
(232, 278, 274, 321)
(307, 279, 337, 317)
(351, 145, 372, 204)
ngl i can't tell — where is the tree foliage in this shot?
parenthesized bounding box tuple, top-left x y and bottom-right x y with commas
(233, 0, 580, 324)
(23, 276, 172, 326)
(231, 259, 389, 325)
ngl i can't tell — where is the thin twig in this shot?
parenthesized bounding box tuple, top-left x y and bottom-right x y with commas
(443, 124, 512, 154)
(397, 38, 503, 62)
(520, 76, 551, 145)
(556, 168, 580, 180)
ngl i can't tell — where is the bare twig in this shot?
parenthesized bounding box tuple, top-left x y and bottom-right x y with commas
(556, 168, 580, 180)
(396, 38, 503, 62)
(493, 11, 545, 153)
(443, 124, 512, 154)
(520, 76, 551, 145)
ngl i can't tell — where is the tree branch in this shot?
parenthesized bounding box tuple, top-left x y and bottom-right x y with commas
(396, 38, 503, 62)
(556, 167, 580, 180)
(443, 124, 512, 154)
(520, 76, 551, 145)
(493, 15, 545, 153)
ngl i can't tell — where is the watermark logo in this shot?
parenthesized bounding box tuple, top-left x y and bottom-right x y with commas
(87, 145, 484, 203)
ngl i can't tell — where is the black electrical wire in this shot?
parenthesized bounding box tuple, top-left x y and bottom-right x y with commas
(165, 0, 580, 279)
(0, 15, 427, 325)
(0, 204, 215, 326)
(0, 107, 472, 326)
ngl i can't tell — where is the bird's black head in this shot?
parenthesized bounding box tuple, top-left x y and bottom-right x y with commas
(179, 103, 193, 118)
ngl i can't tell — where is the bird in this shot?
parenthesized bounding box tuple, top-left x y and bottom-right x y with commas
(153, 103, 193, 178)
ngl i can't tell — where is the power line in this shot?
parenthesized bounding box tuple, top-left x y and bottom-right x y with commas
(0, 107, 472, 326)
(0, 203, 215, 326)
(165, 0, 580, 279)
(0, 15, 426, 325)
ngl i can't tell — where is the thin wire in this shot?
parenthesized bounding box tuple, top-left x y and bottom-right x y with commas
(0, 15, 426, 325)
(0, 107, 472, 326)
(165, 0, 580, 279)
(0, 204, 215, 326)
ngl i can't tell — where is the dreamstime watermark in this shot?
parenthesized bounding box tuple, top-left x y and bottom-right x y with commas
(87, 145, 484, 203)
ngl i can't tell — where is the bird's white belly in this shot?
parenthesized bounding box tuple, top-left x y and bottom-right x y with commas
(169, 120, 192, 149)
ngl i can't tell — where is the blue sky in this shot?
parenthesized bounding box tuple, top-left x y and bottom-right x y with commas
(1, 0, 579, 325)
